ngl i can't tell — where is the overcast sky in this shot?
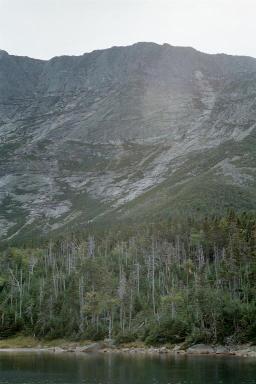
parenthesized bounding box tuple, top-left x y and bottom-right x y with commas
(0, 0, 255, 60)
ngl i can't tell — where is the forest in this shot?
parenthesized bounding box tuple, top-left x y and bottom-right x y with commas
(0, 211, 255, 346)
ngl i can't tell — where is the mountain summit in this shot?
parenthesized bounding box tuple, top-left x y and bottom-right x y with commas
(1, 43, 256, 242)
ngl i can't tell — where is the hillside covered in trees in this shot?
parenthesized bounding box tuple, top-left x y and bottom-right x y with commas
(0, 211, 255, 346)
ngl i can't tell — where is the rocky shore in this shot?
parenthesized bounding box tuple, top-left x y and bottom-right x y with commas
(1, 342, 256, 358)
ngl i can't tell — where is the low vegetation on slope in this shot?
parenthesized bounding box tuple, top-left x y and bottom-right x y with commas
(0, 211, 255, 346)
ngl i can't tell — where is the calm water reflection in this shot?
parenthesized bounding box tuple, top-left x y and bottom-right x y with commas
(0, 352, 256, 384)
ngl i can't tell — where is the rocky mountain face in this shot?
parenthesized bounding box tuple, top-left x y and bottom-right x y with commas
(1, 43, 256, 243)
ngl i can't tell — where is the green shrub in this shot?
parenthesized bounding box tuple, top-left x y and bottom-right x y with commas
(82, 325, 108, 341)
(0, 316, 23, 338)
(238, 307, 256, 344)
(145, 319, 189, 346)
(186, 327, 212, 345)
(115, 331, 138, 345)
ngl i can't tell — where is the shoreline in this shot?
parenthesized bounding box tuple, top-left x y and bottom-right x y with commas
(0, 342, 255, 358)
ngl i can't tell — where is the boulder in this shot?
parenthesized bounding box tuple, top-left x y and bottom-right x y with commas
(77, 342, 103, 353)
(103, 339, 116, 348)
(54, 347, 65, 353)
(215, 346, 230, 354)
(233, 347, 256, 357)
(173, 345, 181, 352)
(187, 344, 215, 354)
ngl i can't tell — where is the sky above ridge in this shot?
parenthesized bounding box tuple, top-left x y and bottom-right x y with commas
(0, 0, 255, 60)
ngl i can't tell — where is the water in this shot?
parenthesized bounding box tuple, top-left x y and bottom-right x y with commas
(0, 352, 256, 384)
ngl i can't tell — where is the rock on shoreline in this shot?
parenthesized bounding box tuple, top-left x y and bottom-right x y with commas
(0, 342, 256, 358)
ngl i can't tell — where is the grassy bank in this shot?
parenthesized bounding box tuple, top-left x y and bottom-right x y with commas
(0, 336, 93, 349)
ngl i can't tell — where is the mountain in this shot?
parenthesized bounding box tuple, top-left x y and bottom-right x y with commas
(1, 42, 256, 243)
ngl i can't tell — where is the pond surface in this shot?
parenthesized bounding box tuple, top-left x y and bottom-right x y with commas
(0, 352, 256, 384)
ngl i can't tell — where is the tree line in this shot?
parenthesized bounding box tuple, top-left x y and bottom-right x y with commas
(0, 211, 255, 345)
